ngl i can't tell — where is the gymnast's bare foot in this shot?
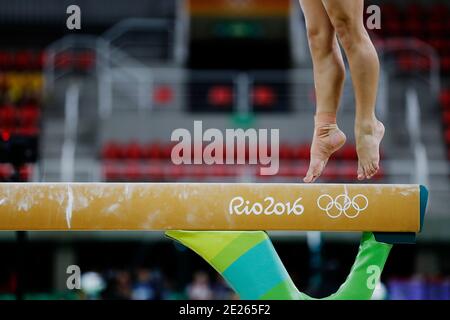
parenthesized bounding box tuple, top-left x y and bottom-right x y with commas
(304, 113, 346, 183)
(355, 119, 385, 180)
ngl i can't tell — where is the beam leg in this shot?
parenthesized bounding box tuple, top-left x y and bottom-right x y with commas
(323, 232, 392, 300)
(166, 230, 303, 300)
(166, 231, 393, 300)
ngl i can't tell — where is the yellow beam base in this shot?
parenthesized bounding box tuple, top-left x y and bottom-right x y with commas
(0, 183, 420, 232)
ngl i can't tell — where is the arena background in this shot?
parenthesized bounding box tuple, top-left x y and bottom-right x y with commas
(0, 0, 449, 300)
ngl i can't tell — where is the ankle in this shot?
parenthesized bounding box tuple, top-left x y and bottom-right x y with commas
(355, 117, 379, 133)
(315, 112, 337, 125)
(315, 125, 346, 143)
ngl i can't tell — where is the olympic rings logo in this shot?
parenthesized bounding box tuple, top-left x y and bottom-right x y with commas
(317, 194, 368, 219)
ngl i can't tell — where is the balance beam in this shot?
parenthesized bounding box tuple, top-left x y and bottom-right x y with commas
(0, 183, 427, 234)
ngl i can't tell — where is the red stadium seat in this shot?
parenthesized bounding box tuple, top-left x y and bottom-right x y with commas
(274, 162, 308, 181)
(124, 162, 142, 181)
(208, 86, 233, 107)
(211, 165, 231, 177)
(55, 52, 74, 70)
(384, 39, 406, 50)
(443, 111, 450, 126)
(161, 142, 175, 159)
(19, 165, 32, 181)
(440, 89, 450, 108)
(15, 50, 34, 70)
(445, 129, 450, 145)
(102, 142, 123, 159)
(0, 51, 14, 70)
(277, 164, 295, 178)
(167, 164, 185, 180)
(21, 103, 39, 110)
(292, 144, 310, 160)
(76, 51, 96, 71)
(142, 164, 164, 180)
(339, 163, 358, 181)
(124, 141, 143, 159)
(279, 143, 292, 160)
(37, 51, 47, 69)
(211, 164, 227, 177)
(396, 53, 413, 71)
(340, 144, 358, 160)
(417, 56, 432, 71)
(190, 165, 207, 179)
(225, 165, 238, 177)
(291, 165, 308, 178)
(0, 106, 16, 127)
(321, 164, 339, 181)
(14, 126, 37, 136)
(153, 85, 174, 105)
(252, 85, 276, 107)
(145, 142, 162, 159)
(441, 56, 450, 72)
(396, 54, 431, 72)
(1, 130, 11, 141)
(102, 163, 122, 181)
(0, 164, 13, 180)
(385, 21, 402, 36)
(18, 107, 40, 126)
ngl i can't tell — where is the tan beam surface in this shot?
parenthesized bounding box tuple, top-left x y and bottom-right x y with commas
(0, 183, 420, 232)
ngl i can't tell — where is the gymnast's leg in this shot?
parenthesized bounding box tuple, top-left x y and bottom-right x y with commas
(299, 0, 347, 183)
(322, 0, 384, 180)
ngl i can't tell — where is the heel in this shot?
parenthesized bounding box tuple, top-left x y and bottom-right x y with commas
(330, 129, 347, 153)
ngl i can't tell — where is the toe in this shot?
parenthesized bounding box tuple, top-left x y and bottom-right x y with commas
(368, 162, 379, 178)
(303, 174, 312, 183)
(365, 164, 374, 179)
(303, 167, 314, 183)
(304, 158, 324, 183)
(366, 162, 379, 179)
(357, 162, 365, 180)
(373, 161, 380, 172)
(364, 163, 374, 179)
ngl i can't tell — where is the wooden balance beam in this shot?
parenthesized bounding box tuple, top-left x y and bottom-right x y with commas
(0, 183, 427, 237)
(0, 182, 429, 300)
